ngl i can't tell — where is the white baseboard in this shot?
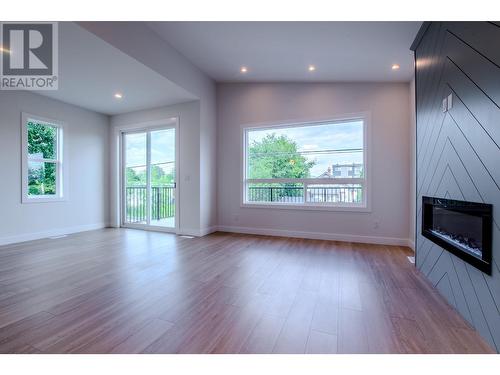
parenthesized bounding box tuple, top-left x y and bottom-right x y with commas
(0, 222, 108, 246)
(177, 226, 218, 237)
(408, 239, 415, 251)
(0, 222, 412, 248)
(217, 225, 410, 246)
(199, 226, 218, 236)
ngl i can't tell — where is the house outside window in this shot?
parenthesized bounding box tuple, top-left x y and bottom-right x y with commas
(242, 115, 370, 211)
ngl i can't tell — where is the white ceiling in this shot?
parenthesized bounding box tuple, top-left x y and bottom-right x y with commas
(38, 22, 197, 116)
(147, 22, 421, 82)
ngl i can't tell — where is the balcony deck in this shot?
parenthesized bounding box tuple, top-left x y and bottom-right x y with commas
(151, 217, 175, 228)
(125, 217, 175, 228)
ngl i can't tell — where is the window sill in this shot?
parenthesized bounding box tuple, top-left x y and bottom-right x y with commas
(22, 197, 67, 204)
(241, 202, 371, 213)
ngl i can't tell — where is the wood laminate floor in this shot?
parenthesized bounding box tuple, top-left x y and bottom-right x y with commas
(0, 229, 494, 354)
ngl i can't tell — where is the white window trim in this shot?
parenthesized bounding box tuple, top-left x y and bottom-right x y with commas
(240, 113, 372, 213)
(21, 112, 67, 204)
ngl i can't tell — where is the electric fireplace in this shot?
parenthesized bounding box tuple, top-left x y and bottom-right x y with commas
(422, 196, 492, 275)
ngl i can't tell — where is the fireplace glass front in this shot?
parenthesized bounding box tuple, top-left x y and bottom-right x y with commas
(422, 196, 492, 275)
(430, 207, 482, 259)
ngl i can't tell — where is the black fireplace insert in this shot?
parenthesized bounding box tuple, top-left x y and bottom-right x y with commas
(422, 196, 492, 275)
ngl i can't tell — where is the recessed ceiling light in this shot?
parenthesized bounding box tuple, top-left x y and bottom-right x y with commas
(240, 66, 248, 73)
(391, 64, 400, 70)
(308, 65, 316, 72)
(114, 93, 123, 99)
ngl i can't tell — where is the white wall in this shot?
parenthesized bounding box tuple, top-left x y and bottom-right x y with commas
(409, 78, 416, 250)
(0, 91, 109, 245)
(110, 101, 204, 235)
(199, 98, 218, 234)
(217, 82, 412, 245)
(79, 22, 218, 233)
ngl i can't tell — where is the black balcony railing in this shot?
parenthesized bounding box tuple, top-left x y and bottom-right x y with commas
(248, 185, 362, 204)
(248, 186, 304, 203)
(126, 185, 175, 223)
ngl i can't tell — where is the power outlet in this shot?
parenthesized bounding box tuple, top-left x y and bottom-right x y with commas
(233, 214, 239, 223)
(373, 221, 380, 229)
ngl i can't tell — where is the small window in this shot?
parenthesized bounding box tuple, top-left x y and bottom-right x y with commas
(243, 117, 368, 210)
(21, 113, 65, 203)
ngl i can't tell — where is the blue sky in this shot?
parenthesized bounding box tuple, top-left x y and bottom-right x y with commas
(125, 129, 175, 174)
(248, 120, 364, 177)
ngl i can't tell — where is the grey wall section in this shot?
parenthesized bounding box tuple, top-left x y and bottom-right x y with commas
(0, 91, 110, 244)
(414, 22, 500, 352)
(217, 82, 412, 244)
(79, 22, 218, 234)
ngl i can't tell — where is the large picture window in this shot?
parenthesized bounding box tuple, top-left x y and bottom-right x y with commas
(243, 117, 368, 210)
(21, 113, 65, 203)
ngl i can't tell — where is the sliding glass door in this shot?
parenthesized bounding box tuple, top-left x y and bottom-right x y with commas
(122, 126, 176, 231)
(150, 128, 176, 228)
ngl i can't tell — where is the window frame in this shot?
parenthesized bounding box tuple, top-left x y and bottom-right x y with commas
(21, 112, 66, 204)
(241, 113, 371, 212)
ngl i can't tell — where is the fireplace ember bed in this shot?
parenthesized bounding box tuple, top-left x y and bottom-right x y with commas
(422, 196, 492, 275)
